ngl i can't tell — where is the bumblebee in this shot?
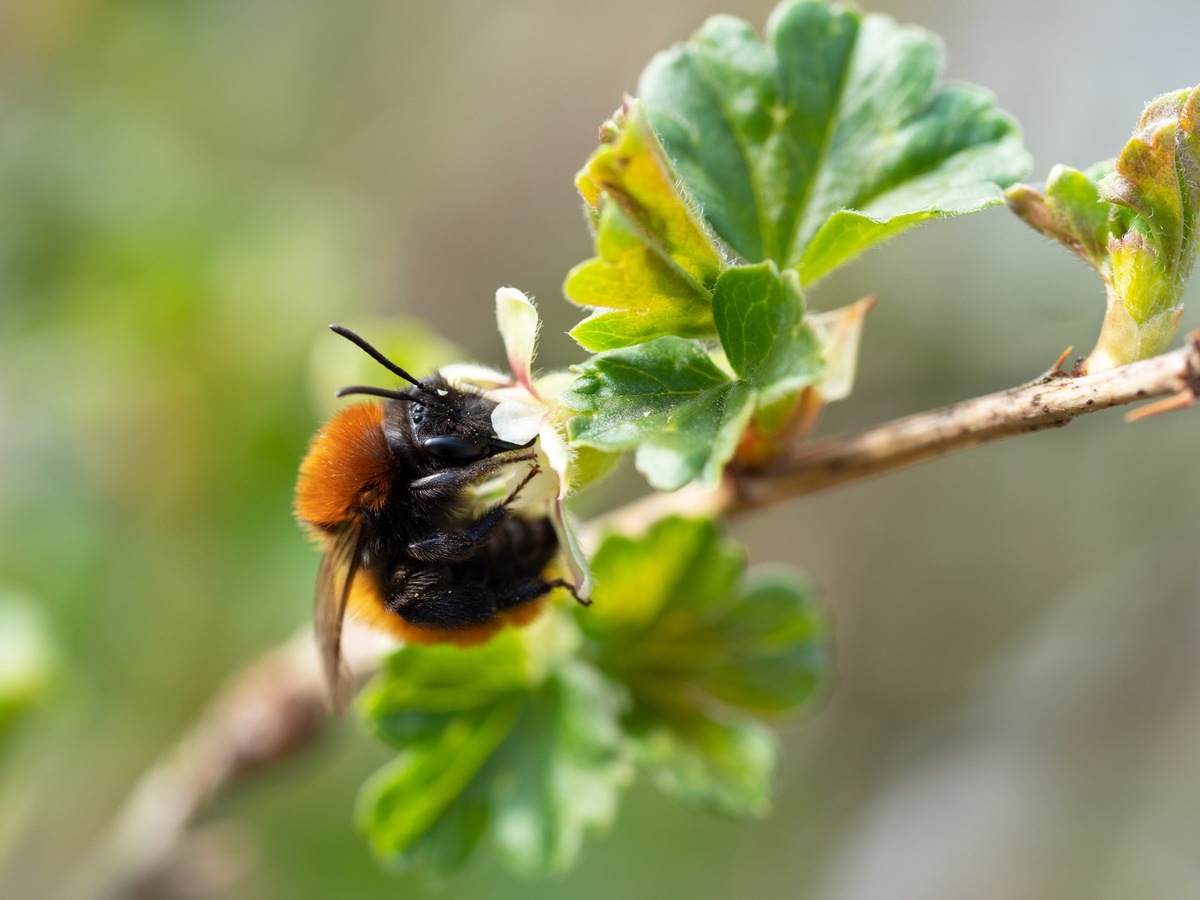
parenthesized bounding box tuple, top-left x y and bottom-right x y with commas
(295, 325, 577, 709)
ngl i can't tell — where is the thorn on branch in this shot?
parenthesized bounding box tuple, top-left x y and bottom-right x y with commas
(1124, 330, 1200, 422)
(1049, 345, 1074, 378)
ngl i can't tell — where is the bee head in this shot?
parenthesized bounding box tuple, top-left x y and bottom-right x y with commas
(327, 325, 530, 465)
(404, 374, 527, 463)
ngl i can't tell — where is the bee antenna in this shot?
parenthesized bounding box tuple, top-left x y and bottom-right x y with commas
(329, 324, 451, 409)
(329, 325, 423, 388)
(334, 385, 433, 406)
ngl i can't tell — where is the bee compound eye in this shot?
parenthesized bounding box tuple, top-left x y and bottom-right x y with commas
(422, 435, 489, 461)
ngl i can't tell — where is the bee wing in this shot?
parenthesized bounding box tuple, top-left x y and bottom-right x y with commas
(314, 524, 362, 715)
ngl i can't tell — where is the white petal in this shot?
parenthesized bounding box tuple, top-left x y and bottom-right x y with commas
(810, 296, 874, 403)
(491, 397, 545, 445)
(440, 362, 511, 389)
(530, 369, 576, 405)
(551, 501, 592, 597)
(495, 287, 540, 393)
(533, 420, 590, 593)
(537, 420, 574, 502)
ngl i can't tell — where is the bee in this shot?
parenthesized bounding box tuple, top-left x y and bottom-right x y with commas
(295, 325, 580, 710)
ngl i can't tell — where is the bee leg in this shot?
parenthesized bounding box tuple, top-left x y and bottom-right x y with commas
(406, 464, 542, 564)
(558, 580, 591, 607)
(409, 451, 537, 502)
(493, 577, 579, 612)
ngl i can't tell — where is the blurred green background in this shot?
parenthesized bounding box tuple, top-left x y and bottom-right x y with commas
(2, 1, 1199, 898)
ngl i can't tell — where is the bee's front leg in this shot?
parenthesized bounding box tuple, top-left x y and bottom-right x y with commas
(406, 464, 541, 563)
(408, 451, 536, 503)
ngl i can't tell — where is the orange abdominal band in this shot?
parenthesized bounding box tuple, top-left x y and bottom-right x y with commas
(346, 573, 547, 646)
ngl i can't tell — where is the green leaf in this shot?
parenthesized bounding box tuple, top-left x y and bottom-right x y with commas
(583, 515, 746, 637)
(580, 518, 826, 816)
(1099, 86, 1200, 319)
(576, 100, 725, 285)
(356, 631, 528, 873)
(1006, 162, 1114, 271)
(1007, 85, 1200, 371)
(701, 569, 828, 713)
(356, 622, 631, 876)
(566, 203, 718, 351)
(639, 0, 1029, 284)
(358, 700, 521, 871)
(489, 660, 630, 873)
(359, 629, 532, 728)
(560, 337, 755, 490)
(631, 710, 777, 818)
(712, 261, 823, 404)
(1102, 88, 1200, 275)
(567, 101, 725, 351)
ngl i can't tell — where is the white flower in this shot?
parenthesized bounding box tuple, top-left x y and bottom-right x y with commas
(440, 287, 591, 597)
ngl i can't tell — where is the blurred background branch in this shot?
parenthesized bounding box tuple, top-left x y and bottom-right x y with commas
(60, 627, 390, 900)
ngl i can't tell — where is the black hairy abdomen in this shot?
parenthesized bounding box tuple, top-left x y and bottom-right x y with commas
(454, 515, 559, 590)
(370, 513, 561, 630)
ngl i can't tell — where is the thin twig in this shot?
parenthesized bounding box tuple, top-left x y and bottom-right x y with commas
(734, 330, 1200, 508)
(60, 628, 391, 900)
(64, 331, 1200, 899)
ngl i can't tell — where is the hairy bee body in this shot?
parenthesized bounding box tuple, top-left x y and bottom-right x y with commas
(296, 330, 573, 710)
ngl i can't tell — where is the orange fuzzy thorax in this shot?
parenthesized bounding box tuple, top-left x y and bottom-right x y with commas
(294, 402, 394, 531)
